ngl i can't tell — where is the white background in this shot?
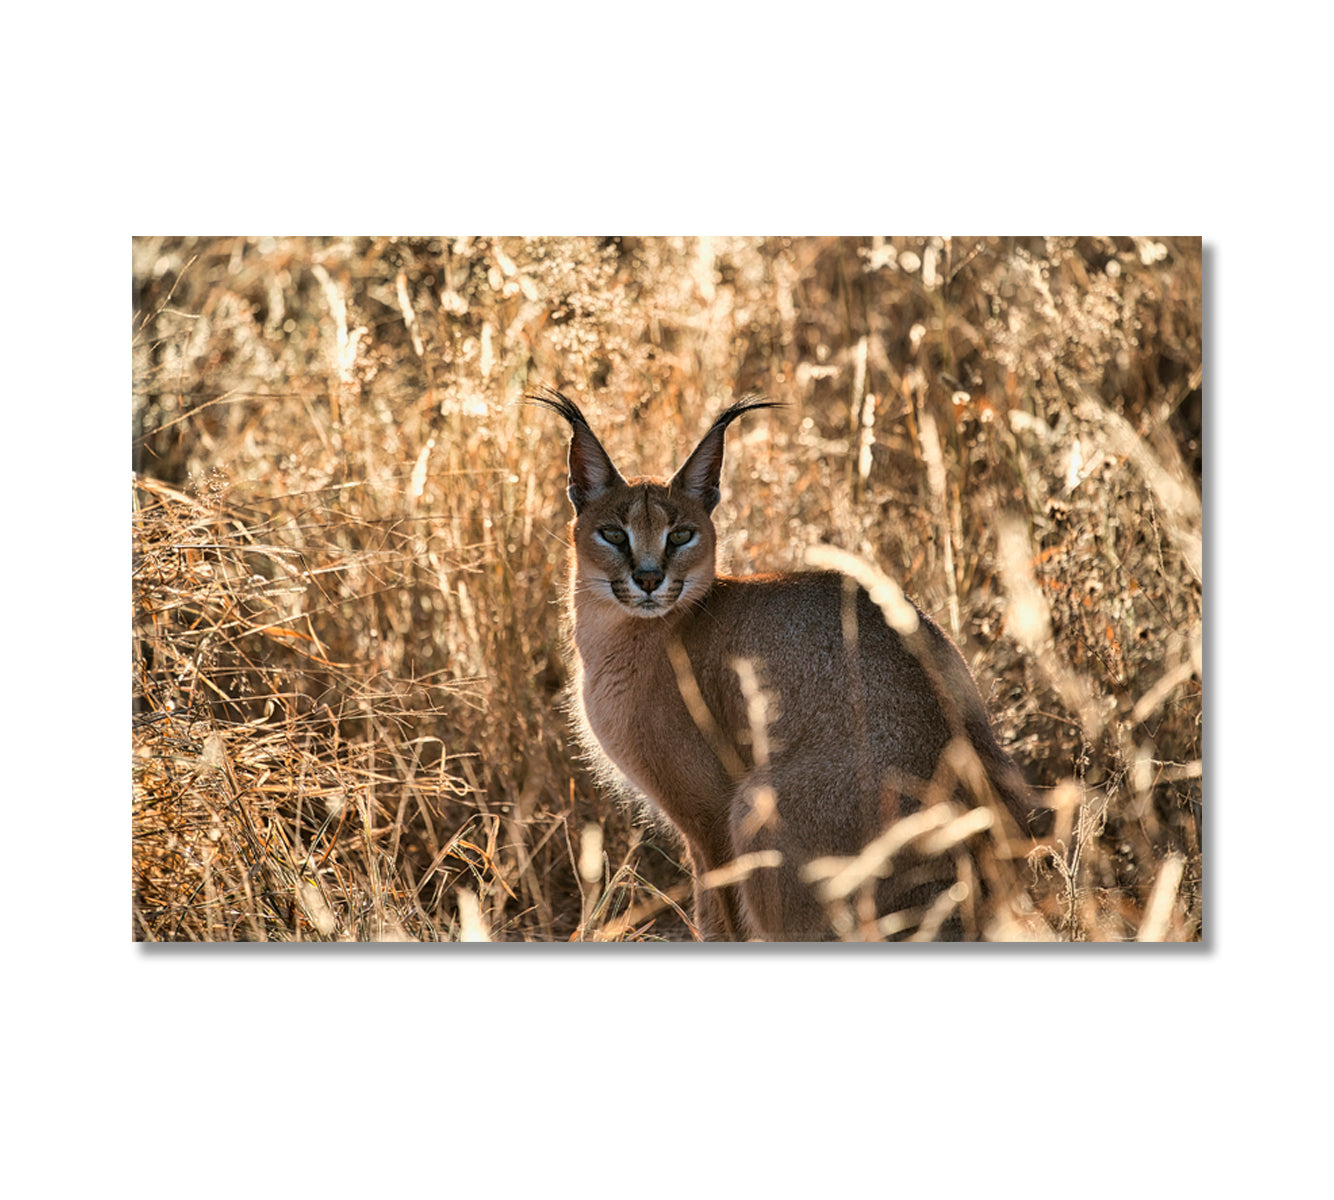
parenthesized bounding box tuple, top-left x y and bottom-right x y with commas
(8, 4, 1321, 1196)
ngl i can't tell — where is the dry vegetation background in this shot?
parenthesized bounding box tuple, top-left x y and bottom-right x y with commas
(131, 235, 1202, 942)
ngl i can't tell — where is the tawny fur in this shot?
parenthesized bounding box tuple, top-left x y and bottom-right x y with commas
(529, 386, 1035, 941)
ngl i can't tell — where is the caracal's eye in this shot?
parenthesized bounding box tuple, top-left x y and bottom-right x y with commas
(598, 527, 628, 546)
(667, 528, 695, 547)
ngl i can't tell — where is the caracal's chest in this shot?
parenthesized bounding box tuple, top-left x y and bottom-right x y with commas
(577, 642, 664, 786)
(574, 626, 723, 809)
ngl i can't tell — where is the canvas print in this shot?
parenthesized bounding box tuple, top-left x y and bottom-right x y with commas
(132, 236, 1202, 942)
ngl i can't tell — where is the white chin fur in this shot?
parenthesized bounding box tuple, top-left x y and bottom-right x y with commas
(624, 599, 672, 618)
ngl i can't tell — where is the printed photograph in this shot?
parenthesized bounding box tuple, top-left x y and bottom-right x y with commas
(132, 236, 1203, 942)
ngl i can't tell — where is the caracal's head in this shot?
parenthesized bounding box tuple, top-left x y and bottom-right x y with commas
(527, 388, 779, 620)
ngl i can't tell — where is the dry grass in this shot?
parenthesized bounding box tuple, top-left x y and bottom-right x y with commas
(132, 235, 1202, 942)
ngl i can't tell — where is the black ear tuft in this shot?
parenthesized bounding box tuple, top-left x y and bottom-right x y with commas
(669, 395, 783, 512)
(524, 386, 625, 512)
(523, 384, 591, 435)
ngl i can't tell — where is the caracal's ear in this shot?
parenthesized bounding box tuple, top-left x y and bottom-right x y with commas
(669, 395, 783, 512)
(524, 386, 626, 513)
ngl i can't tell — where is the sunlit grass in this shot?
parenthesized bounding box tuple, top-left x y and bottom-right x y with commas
(132, 235, 1202, 941)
